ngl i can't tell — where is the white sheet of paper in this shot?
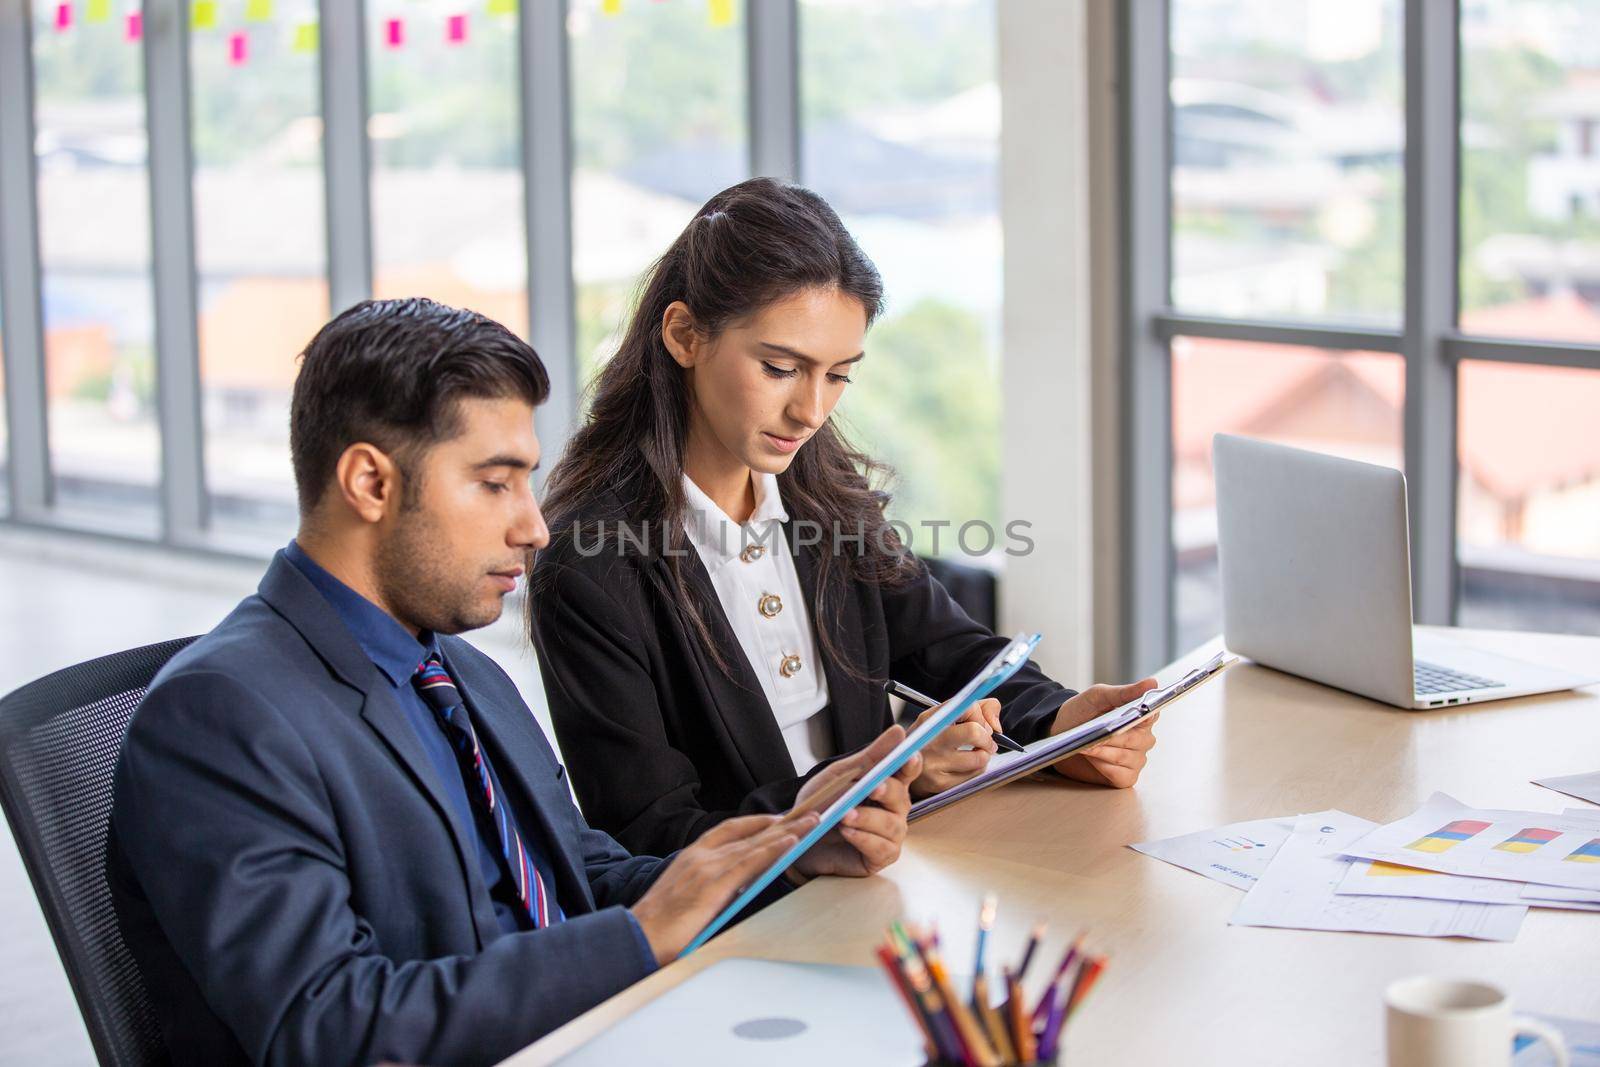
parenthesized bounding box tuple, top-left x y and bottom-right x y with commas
(1520, 811, 1600, 909)
(1522, 882, 1600, 903)
(1340, 793, 1600, 892)
(1129, 815, 1298, 891)
(1230, 812, 1527, 941)
(1335, 857, 1530, 904)
(1534, 771, 1600, 807)
(1335, 857, 1600, 910)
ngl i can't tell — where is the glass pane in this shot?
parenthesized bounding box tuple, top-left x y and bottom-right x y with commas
(34, 4, 159, 529)
(191, 2, 327, 543)
(570, 0, 747, 380)
(368, 0, 526, 335)
(1170, 0, 1404, 324)
(1459, 0, 1600, 344)
(800, 0, 1003, 553)
(1172, 337, 1404, 653)
(1457, 360, 1600, 634)
(0, 306, 7, 516)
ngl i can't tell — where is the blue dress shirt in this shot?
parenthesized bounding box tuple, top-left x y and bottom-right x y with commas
(284, 541, 561, 935)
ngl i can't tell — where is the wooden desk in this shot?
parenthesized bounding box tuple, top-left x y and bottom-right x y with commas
(504, 628, 1600, 1066)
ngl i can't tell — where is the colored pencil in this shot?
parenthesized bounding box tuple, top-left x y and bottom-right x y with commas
(920, 933, 1000, 1067)
(1031, 932, 1086, 1025)
(1015, 920, 1047, 981)
(1065, 955, 1107, 1020)
(973, 973, 1016, 1064)
(974, 892, 998, 984)
(1036, 983, 1068, 1061)
(893, 924, 971, 1064)
(1005, 969, 1036, 1065)
(876, 943, 938, 1059)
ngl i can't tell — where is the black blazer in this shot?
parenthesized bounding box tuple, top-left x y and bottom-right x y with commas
(107, 553, 669, 1067)
(530, 477, 1077, 858)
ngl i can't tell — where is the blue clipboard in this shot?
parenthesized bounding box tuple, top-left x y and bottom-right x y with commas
(678, 631, 1043, 958)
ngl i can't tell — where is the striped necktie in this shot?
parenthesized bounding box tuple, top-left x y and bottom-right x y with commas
(413, 654, 553, 929)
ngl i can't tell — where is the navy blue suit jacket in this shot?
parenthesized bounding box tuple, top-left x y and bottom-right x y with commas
(107, 553, 669, 1067)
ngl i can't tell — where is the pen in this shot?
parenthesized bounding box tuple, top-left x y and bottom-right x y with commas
(886, 678, 1025, 753)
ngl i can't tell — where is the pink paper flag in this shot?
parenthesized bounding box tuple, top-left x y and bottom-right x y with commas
(446, 13, 467, 43)
(385, 17, 404, 47)
(125, 10, 142, 40)
(55, 3, 73, 31)
(228, 30, 248, 65)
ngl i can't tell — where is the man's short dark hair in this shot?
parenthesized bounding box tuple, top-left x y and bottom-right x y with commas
(289, 297, 550, 513)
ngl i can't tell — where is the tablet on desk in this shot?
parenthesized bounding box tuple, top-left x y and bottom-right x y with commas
(677, 632, 1043, 958)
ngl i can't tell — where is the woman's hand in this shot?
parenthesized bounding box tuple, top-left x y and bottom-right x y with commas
(789, 726, 921, 881)
(908, 697, 1004, 800)
(1047, 679, 1160, 788)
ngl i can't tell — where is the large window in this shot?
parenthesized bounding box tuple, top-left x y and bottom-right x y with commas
(1171, 0, 1403, 324)
(1457, 360, 1600, 631)
(1460, 0, 1600, 344)
(568, 0, 747, 380)
(33, 4, 159, 530)
(0, 312, 8, 516)
(800, 0, 1003, 552)
(191, 0, 327, 542)
(1134, 0, 1600, 672)
(1172, 338, 1403, 653)
(367, 0, 527, 336)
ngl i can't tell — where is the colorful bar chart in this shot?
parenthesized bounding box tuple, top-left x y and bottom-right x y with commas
(1493, 827, 1561, 854)
(1365, 860, 1436, 878)
(1406, 819, 1491, 854)
(1565, 837, 1600, 864)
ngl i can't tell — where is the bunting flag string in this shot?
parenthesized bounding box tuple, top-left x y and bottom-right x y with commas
(46, 0, 739, 61)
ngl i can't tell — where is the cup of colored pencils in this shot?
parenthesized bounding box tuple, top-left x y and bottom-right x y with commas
(873, 893, 1108, 1066)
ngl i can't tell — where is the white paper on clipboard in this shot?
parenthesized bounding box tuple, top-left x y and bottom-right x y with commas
(909, 650, 1233, 822)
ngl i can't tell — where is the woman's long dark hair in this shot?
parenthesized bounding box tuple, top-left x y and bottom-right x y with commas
(534, 177, 920, 678)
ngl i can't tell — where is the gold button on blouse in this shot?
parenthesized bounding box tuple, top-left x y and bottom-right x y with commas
(779, 653, 803, 678)
(757, 592, 783, 618)
(740, 543, 767, 563)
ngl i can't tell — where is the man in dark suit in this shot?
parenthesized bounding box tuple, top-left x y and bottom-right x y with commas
(106, 298, 917, 1067)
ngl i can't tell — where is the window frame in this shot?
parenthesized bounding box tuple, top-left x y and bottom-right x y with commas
(1122, 0, 1600, 677)
(0, 0, 800, 555)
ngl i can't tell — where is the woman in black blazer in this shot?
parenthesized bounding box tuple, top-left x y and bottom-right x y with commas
(529, 178, 1159, 858)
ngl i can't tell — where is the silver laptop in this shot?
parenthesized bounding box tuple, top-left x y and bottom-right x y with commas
(1213, 434, 1596, 709)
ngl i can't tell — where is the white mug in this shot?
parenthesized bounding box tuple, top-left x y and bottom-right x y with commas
(1385, 976, 1568, 1067)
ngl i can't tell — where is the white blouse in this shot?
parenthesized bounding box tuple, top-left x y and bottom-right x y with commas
(680, 472, 833, 774)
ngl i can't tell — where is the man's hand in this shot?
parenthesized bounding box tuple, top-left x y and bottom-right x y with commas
(791, 725, 921, 880)
(629, 810, 819, 964)
(1048, 679, 1160, 788)
(908, 698, 1003, 800)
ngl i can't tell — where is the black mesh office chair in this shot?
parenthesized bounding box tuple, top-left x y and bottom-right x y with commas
(0, 637, 196, 1067)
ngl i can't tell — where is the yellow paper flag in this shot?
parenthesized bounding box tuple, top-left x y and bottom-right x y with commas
(291, 21, 318, 53)
(487, 0, 518, 15)
(246, 0, 273, 22)
(191, 0, 218, 30)
(602, 0, 622, 15)
(85, 0, 113, 24)
(708, 0, 734, 28)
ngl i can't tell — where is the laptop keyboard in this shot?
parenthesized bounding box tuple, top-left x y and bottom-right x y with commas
(1414, 660, 1505, 695)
